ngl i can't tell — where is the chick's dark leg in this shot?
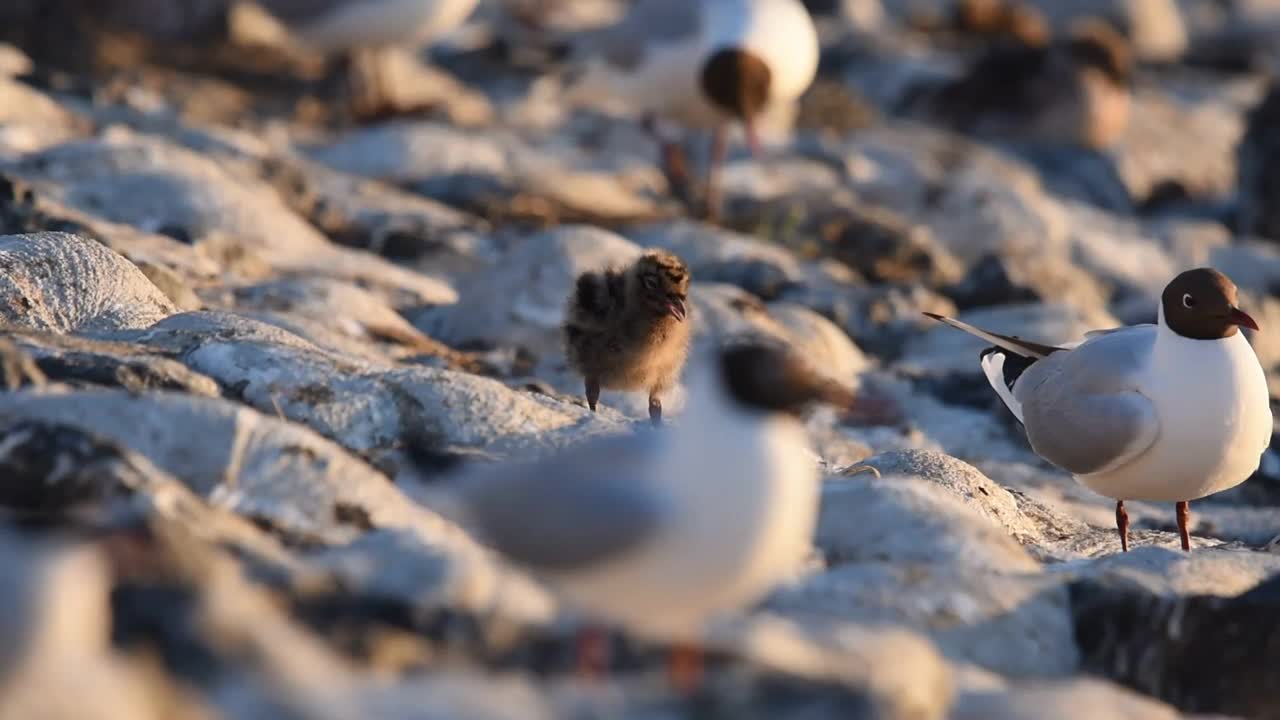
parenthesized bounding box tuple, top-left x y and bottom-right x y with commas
(585, 378, 600, 412)
(648, 392, 662, 427)
(1176, 500, 1191, 552)
(1116, 500, 1129, 552)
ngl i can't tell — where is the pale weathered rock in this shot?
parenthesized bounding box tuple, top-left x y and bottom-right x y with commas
(0, 534, 163, 720)
(854, 449, 1042, 544)
(1071, 573, 1280, 718)
(626, 220, 806, 300)
(0, 231, 176, 332)
(769, 564, 1076, 677)
(13, 133, 454, 304)
(264, 155, 488, 273)
(1053, 545, 1280, 597)
(225, 276, 464, 363)
(0, 78, 85, 158)
(825, 126, 1070, 267)
(308, 121, 661, 222)
(416, 225, 642, 356)
(9, 329, 220, 396)
(954, 678, 1183, 720)
(0, 388, 553, 618)
(131, 311, 624, 457)
(816, 476, 1039, 572)
(710, 615, 955, 720)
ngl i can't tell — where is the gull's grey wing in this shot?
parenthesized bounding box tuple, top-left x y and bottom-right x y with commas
(1082, 324, 1155, 340)
(254, 0, 353, 24)
(1014, 325, 1159, 475)
(462, 432, 670, 572)
(580, 0, 703, 70)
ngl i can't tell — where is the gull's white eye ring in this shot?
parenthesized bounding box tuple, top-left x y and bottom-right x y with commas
(1182, 293, 1195, 309)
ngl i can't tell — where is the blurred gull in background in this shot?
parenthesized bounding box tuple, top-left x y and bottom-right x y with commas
(902, 15, 1133, 150)
(237, 0, 481, 116)
(565, 0, 820, 219)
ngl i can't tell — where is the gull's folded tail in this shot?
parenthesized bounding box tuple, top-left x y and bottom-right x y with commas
(923, 312, 1068, 423)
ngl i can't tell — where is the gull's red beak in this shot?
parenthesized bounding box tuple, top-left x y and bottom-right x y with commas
(1230, 306, 1260, 332)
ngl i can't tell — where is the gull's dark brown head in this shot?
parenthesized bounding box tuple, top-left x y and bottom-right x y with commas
(1066, 19, 1132, 87)
(718, 343, 855, 416)
(630, 251, 690, 322)
(1161, 268, 1258, 340)
(700, 47, 772, 149)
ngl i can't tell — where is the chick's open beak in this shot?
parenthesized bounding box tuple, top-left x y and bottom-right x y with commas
(667, 297, 687, 322)
(1230, 306, 1260, 332)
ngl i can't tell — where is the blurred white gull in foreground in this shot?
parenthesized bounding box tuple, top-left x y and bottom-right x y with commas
(445, 343, 865, 683)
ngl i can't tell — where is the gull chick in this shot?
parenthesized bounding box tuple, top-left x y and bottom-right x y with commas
(564, 250, 691, 426)
(455, 343, 855, 674)
(569, 0, 819, 218)
(926, 268, 1271, 552)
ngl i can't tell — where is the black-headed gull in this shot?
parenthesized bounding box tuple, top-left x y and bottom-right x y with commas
(250, 0, 480, 113)
(449, 343, 865, 684)
(926, 268, 1271, 552)
(569, 0, 820, 219)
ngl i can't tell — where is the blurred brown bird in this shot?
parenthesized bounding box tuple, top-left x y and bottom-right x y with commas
(905, 17, 1132, 149)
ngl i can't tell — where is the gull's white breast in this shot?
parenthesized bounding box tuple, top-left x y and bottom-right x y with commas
(600, 0, 818, 128)
(291, 0, 479, 51)
(1078, 327, 1272, 502)
(552, 407, 819, 640)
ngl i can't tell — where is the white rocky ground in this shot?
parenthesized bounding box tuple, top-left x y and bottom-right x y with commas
(0, 0, 1279, 718)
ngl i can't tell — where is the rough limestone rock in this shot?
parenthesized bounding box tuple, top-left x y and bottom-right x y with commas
(709, 615, 955, 720)
(1071, 575, 1280, 718)
(769, 564, 1076, 677)
(0, 78, 85, 158)
(0, 388, 552, 618)
(824, 127, 1069, 266)
(816, 476, 1040, 572)
(0, 232, 175, 332)
(12, 133, 453, 304)
(307, 121, 660, 222)
(8, 329, 220, 396)
(854, 449, 1042, 544)
(626, 220, 806, 300)
(953, 678, 1182, 720)
(0, 535, 161, 720)
(225, 276, 460, 358)
(417, 225, 643, 356)
(130, 312, 624, 458)
(1052, 545, 1280, 597)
